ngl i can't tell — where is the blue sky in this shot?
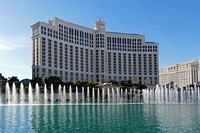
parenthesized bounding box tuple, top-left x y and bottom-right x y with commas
(0, 0, 200, 80)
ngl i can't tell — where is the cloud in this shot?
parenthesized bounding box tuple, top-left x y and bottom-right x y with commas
(0, 43, 13, 51)
(12, 35, 31, 46)
(0, 63, 30, 70)
(0, 34, 30, 53)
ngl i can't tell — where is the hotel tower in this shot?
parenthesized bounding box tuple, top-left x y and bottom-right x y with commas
(31, 17, 159, 84)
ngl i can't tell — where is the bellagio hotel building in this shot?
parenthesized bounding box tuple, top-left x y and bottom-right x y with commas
(31, 17, 159, 85)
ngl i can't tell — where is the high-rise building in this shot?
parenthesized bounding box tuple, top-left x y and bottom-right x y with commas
(31, 17, 159, 84)
(159, 60, 199, 87)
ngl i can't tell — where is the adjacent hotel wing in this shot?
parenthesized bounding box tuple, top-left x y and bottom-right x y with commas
(159, 60, 199, 87)
(31, 17, 159, 84)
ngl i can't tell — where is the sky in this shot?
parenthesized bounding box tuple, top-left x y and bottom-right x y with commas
(0, 0, 200, 80)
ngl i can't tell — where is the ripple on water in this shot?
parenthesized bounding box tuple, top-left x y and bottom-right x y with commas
(0, 104, 200, 132)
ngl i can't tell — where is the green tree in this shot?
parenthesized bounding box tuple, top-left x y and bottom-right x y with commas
(0, 73, 7, 93)
(30, 77, 44, 87)
(75, 80, 81, 87)
(87, 81, 98, 88)
(64, 81, 75, 92)
(80, 81, 89, 88)
(127, 80, 133, 87)
(74, 81, 89, 92)
(44, 76, 63, 91)
(109, 80, 119, 86)
(8, 76, 20, 88)
(65, 81, 75, 87)
(133, 83, 147, 90)
(136, 84, 147, 90)
(120, 80, 133, 88)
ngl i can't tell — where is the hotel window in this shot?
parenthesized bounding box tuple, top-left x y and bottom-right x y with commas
(119, 76, 122, 81)
(54, 70, 57, 75)
(42, 37, 45, 43)
(41, 26, 46, 35)
(42, 68, 45, 74)
(101, 75, 104, 82)
(70, 46, 73, 70)
(133, 54, 137, 75)
(128, 54, 131, 75)
(113, 53, 116, 74)
(101, 50, 104, 73)
(75, 47, 79, 71)
(60, 71, 63, 76)
(59, 43, 63, 69)
(123, 53, 127, 75)
(65, 44, 68, 70)
(108, 52, 112, 74)
(90, 50, 93, 73)
(81, 73, 84, 81)
(54, 42, 58, 68)
(80, 48, 84, 72)
(138, 54, 142, 75)
(48, 69, 51, 74)
(149, 54, 152, 75)
(86, 74, 89, 81)
(143, 54, 147, 75)
(64, 70, 68, 75)
(118, 53, 121, 74)
(70, 72, 73, 81)
(90, 75, 93, 81)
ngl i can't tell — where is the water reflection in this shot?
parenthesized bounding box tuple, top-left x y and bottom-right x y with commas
(0, 104, 200, 132)
(156, 104, 200, 132)
(0, 106, 34, 132)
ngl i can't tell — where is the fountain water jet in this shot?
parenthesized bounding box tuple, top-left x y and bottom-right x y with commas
(44, 84, 48, 104)
(120, 89, 123, 103)
(58, 85, 62, 104)
(124, 89, 128, 102)
(102, 88, 105, 103)
(76, 86, 78, 103)
(35, 83, 40, 104)
(92, 87, 95, 103)
(69, 85, 72, 103)
(51, 84, 54, 104)
(117, 88, 120, 103)
(62, 86, 66, 103)
(28, 83, 33, 104)
(112, 88, 115, 103)
(87, 87, 90, 102)
(97, 88, 100, 103)
(82, 87, 85, 103)
(11, 83, 17, 104)
(1, 82, 200, 104)
(129, 88, 133, 102)
(20, 83, 25, 104)
(107, 88, 110, 103)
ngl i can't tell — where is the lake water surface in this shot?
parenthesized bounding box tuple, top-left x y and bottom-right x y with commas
(0, 104, 200, 132)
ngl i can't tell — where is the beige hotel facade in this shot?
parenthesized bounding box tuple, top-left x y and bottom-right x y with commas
(31, 17, 159, 84)
(159, 60, 200, 87)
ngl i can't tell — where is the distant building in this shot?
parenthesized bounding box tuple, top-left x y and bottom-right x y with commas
(31, 17, 159, 84)
(159, 60, 199, 87)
